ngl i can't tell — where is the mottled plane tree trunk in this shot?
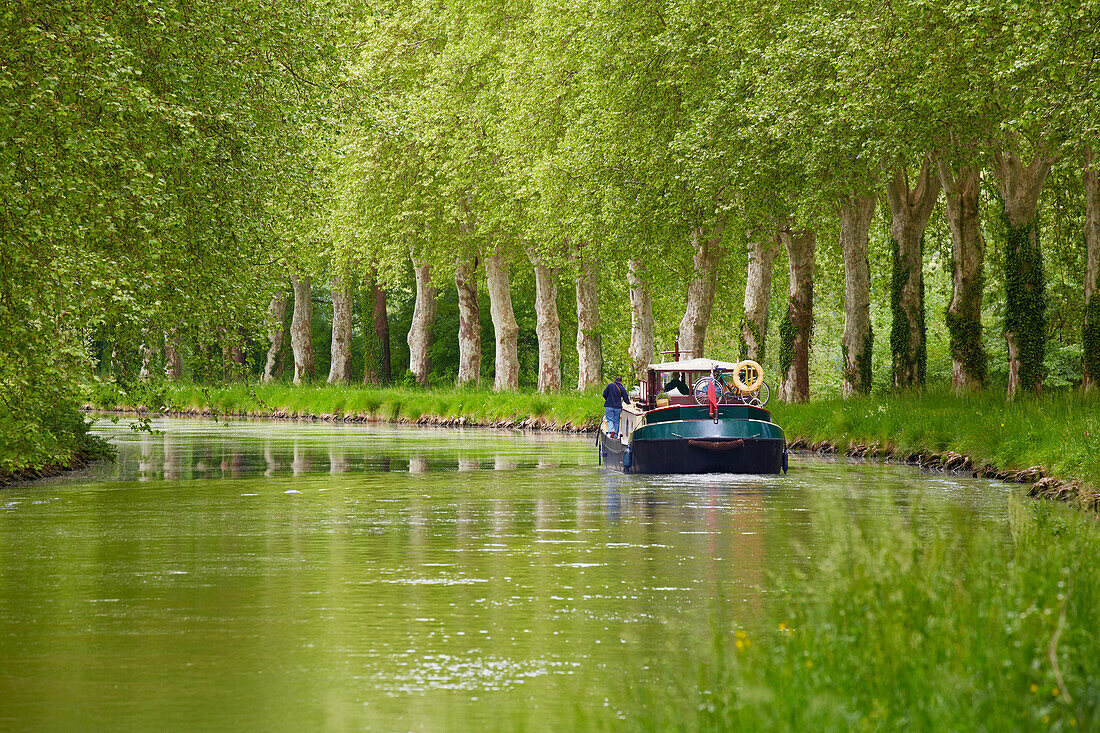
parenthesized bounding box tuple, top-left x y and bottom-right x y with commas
(164, 334, 183, 380)
(939, 161, 986, 393)
(677, 218, 726, 359)
(740, 232, 777, 362)
(484, 252, 519, 391)
(262, 291, 287, 382)
(778, 228, 815, 403)
(328, 275, 353, 384)
(290, 272, 314, 385)
(1083, 149, 1100, 390)
(455, 257, 481, 386)
(839, 193, 877, 396)
(575, 251, 602, 390)
(531, 257, 561, 393)
(628, 258, 654, 382)
(407, 259, 438, 386)
(992, 151, 1052, 399)
(886, 157, 941, 389)
(138, 333, 157, 379)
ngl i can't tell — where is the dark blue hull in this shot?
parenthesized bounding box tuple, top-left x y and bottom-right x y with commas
(598, 429, 787, 475)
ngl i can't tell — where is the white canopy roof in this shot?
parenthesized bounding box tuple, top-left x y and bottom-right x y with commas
(647, 358, 741, 372)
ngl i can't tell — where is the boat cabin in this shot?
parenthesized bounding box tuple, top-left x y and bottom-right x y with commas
(615, 358, 769, 442)
(635, 358, 762, 410)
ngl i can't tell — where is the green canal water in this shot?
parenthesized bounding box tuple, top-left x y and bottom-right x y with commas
(1, 418, 1015, 730)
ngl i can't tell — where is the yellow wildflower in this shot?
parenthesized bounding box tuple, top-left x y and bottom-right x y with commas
(1030, 684, 1038, 693)
(735, 640, 744, 652)
(778, 622, 787, 631)
(1053, 688, 1060, 697)
(805, 660, 813, 669)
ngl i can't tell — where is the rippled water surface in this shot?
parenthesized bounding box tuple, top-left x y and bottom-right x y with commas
(0, 418, 1014, 730)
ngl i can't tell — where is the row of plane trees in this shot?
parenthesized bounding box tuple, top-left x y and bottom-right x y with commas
(260, 0, 1099, 401)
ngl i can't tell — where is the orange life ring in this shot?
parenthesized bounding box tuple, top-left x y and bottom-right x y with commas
(732, 360, 764, 392)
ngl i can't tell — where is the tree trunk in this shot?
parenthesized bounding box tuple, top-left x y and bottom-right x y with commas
(1083, 149, 1100, 390)
(741, 233, 777, 362)
(575, 255, 602, 390)
(374, 283, 391, 384)
(455, 257, 481, 386)
(227, 338, 246, 366)
(328, 275, 353, 384)
(628, 258, 654, 382)
(778, 229, 815, 403)
(484, 253, 519, 391)
(678, 219, 726, 359)
(886, 157, 941, 389)
(290, 272, 314, 385)
(363, 274, 391, 385)
(407, 260, 438, 386)
(138, 334, 157, 379)
(939, 161, 986, 393)
(532, 260, 561, 392)
(263, 292, 287, 382)
(839, 193, 877, 396)
(164, 335, 182, 380)
(992, 151, 1053, 399)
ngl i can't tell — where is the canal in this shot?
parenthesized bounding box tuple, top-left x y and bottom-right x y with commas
(0, 418, 1015, 729)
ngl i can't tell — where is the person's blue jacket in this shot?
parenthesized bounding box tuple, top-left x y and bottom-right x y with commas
(602, 381, 630, 409)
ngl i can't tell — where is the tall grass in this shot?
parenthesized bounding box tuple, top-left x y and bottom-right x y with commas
(634, 496, 1100, 730)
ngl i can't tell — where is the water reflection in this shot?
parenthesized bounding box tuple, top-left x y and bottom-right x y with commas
(0, 417, 1016, 732)
(95, 419, 589, 483)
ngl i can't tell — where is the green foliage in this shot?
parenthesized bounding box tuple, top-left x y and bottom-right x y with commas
(0, 0, 338, 471)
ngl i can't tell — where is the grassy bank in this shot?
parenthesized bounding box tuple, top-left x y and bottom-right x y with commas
(634, 495, 1100, 730)
(769, 390, 1100, 509)
(86, 380, 604, 432)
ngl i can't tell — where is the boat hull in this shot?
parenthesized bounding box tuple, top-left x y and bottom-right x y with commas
(600, 433, 785, 474)
(598, 412, 787, 475)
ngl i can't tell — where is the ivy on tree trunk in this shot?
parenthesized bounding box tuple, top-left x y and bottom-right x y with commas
(939, 160, 987, 393)
(993, 151, 1052, 399)
(886, 158, 940, 390)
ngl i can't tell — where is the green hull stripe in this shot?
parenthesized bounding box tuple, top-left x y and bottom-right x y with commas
(633, 418, 785, 442)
